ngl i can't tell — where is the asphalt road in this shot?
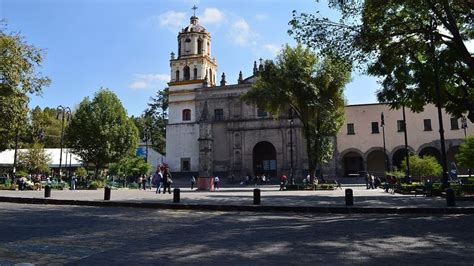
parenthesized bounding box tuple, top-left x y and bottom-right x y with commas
(1, 203, 473, 265)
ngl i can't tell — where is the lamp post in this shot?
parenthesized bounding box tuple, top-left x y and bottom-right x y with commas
(381, 112, 388, 172)
(402, 105, 410, 182)
(427, 17, 448, 186)
(288, 108, 294, 185)
(56, 105, 71, 180)
(461, 116, 468, 138)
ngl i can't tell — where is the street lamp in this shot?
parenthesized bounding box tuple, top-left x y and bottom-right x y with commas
(56, 105, 71, 180)
(288, 108, 294, 185)
(461, 116, 468, 138)
(427, 17, 448, 186)
(381, 112, 388, 172)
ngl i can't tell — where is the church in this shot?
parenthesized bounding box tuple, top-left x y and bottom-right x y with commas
(165, 13, 473, 180)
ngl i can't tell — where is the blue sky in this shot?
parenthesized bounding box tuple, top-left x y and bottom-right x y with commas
(3, 0, 380, 117)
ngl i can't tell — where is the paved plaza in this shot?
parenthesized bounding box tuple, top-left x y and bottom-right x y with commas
(0, 185, 473, 208)
(0, 202, 473, 265)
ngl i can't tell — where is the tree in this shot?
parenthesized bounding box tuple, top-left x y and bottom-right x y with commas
(0, 21, 50, 151)
(242, 44, 351, 179)
(141, 88, 169, 154)
(110, 155, 151, 178)
(28, 106, 62, 147)
(289, 0, 474, 122)
(65, 89, 139, 177)
(456, 136, 474, 170)
(18, 141, 51, 174)
(399, 154, 443, 181)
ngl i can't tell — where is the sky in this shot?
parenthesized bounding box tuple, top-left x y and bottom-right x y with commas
(2, 0, 381, 117)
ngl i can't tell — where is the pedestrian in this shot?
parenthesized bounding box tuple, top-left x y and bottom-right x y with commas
(147, 175, 152, 190)
(153, 170, 162, 194)
(70, 173, 77, 190)
(191, 176, 196, 190)
(279, 175, 288, 191)
(141, 174, 147, 190)
(370, 174, 375, 189)
(214, 175, 220, 189)
(138, 176, 143, 190)
(365, 173, 370, 189)
(162, 166, 172, 194)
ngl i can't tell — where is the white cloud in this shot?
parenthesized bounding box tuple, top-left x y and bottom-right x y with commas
(129, 81, 148, 90)
(200, 8, 225, 25)
(263, 44, 281, 57)
(255, 14, 268, 21)
(129, 73, 170, 90)
(152, 11, 187, 31)
(230, 18, 259, 47)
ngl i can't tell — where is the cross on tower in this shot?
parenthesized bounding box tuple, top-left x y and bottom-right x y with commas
(192, 5, 198, 16)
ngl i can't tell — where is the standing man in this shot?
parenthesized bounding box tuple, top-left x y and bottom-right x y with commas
(70, 173, 77, 190)
(153, 169, 162, 194)
(161, 165, 172, 194)
(214, 175, 220, 190)
(190, 176, 196, 190)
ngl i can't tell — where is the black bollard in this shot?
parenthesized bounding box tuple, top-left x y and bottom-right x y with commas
(104, 187, 111, 201)
(173, 188, 180, 203)
(345, 188, 353, 206)
(253, 188, 261, 205)
(44, 185, 51, 198)
(446, 188, 455, 207)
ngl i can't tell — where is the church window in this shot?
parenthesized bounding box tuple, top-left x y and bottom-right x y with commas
(207, 42, 210, 55)
(209, 69, 212, 84)
(178, 40, 181, 57)
(193, 67, 198, 80)
(185, 38, 191, 53)
(175, 70, 180, 81)
(181, 158, 190, 172)
(182, 109, 191, 121)
(257, 108, 268, 117)
(184, 66, 190, 80)
(198, 39, 203, 54)
(234, 133, 241, 148)
(214, 109, 224, 121)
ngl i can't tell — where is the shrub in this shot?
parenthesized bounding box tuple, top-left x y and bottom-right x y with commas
(88, 181, 99, 190)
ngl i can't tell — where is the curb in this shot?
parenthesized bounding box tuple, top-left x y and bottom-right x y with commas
(1, 196, 473, 215)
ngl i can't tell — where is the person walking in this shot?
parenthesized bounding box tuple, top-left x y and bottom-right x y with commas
(70, 173, 77, 191)
(153, 170, 163, 194)
(279, 175, 288, 191)
(141, 174, 147, 190)
(214, 175, 220, 190)
(162, 166, 172, 194)
(190, 176, 196, 190)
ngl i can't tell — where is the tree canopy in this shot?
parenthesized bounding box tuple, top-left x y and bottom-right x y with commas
(142, 87, 169, 155)
(28, 106, 62, 147)
(109, 155, 151, 178)
(18, 141, 51, 174)
(403, 154, 442, 180)
(456, 136, 474, 170)
(289, 0, 474, 122)
(242, 44, 351, 178)
(65, 89, 139, 176)
(0, 21, 50, 151)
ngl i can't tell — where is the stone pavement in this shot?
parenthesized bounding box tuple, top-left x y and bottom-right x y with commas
(0, 185, 473, 209)
(0, 202, 473, 265)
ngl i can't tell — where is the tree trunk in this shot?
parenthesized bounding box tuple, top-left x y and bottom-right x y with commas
(304, 125, 316, 181)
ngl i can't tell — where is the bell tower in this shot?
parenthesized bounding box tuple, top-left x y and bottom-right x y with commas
(169, 6, 218, 88)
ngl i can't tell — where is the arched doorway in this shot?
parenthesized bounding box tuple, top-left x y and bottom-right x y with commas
(342, 151, 364, 176)
(253, 141, 277, 178)
(392, 148, 410, 169)
(419, 146, 441, 164)
(366, 149, 387, 176)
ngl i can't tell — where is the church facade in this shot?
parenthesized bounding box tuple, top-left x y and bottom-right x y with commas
(166, 14, 473, 180)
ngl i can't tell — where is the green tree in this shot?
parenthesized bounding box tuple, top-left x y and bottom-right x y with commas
(242, 44, 351, 178)
(65, 89, 139, 177)
(0, 21, 50, 151)
(28, 106, 62, 147)
(75, 166, 88, 178)
(18, 141, 51, 174)
(401, 154, 443, 180)
(142, 87, 169, 154)
(110, 155, 151, 178)
(289, 0, 474, 122)
(456, 136, 474, 170)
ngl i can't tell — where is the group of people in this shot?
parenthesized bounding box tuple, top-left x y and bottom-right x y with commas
(151, 164, 173, 194)
(240, 174, 269, 186)
(365, 173, 381, 189)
